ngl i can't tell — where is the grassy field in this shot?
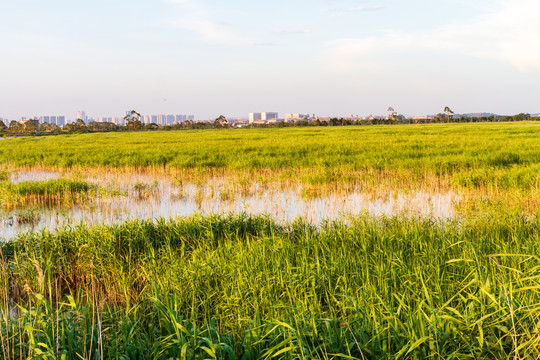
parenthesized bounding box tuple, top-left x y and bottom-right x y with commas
(2, 213, 540, 359)
(1, 122, 539, 191)
(1, 122, 540, 358)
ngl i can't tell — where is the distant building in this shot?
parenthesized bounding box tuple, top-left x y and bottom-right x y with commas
(249, 112, 261, 123)
(261, 112, 278, 121)
(21, 119, 39, 129)
(37, 115, 65, 127)
(111, 117, 124, 126)
(77, 111, 87, 121)
(56, 116, 66, 127)
(285, 113, 309, 121)
(412, 115, 436, 120)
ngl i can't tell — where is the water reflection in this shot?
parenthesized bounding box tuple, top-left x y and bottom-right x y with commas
(0, 171, 460, 239)
(11, 171, 61, 183)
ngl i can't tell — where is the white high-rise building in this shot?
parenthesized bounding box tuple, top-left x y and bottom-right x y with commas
(285, 113, 309, 121)
(261, 112, 278, 121)
(158, 115, 167, 125)
(249, 113, 262, 123)
(77, 111, 87, 122)
(56, 116, 66, 127)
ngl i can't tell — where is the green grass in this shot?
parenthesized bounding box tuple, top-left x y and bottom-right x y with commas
(2, 122, 540, 358)
(0, 170, 9, 182)
(0, 178, 94, 208)
(4, 178, 91, 196)
(1, 213, 540, 359)
(1, 122, 539, 190)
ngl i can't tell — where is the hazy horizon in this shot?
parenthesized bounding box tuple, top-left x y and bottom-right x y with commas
(1, 0, 539, 120)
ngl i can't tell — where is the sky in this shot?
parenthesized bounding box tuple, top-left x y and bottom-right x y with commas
(0, 0, 539, 120)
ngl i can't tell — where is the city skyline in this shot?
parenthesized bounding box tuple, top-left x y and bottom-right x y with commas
(1, 0, 539, 120)
(3, 109, 538, 128)
(1, 111, 196, 126)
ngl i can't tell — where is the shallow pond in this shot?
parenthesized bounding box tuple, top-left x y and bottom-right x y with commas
(0, 171, 460, 239)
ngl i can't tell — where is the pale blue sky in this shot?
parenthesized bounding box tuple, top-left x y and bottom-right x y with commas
(1, 0, 538, 120)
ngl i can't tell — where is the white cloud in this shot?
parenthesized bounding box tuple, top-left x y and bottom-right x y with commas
(322, 4, 384, 15)
(167, 0, 259, 46)
(172, 18, 256, 46)
(325, 0, 540, 72)
(272, 29, 312, 36)
(321, 0, 385, 16)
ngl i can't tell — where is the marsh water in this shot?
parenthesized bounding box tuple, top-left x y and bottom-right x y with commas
(1, 171, 460, 239)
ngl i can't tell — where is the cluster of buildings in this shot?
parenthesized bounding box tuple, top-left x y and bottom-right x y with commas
(4, 109, 537, 130)
(246, 112, 397, 125)
(38, 116, 66, 127)
(79, 111, 195, 126)
(1, 115, 67, 127)
(139, 114, 195, 126)
(248, 112, 279, 123)
(1, 111, 197, 128)
(284, 113, 310, 121)
(247, 112, 311, 124)
(244, 112, 444, 124)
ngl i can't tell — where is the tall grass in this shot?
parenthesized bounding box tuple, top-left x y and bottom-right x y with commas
(0, 170, 9, 183)
(1, 122, 539, 358)
(1, 123, 539, 191)
(1, 213, 539, 358)
(0, 178, 94, 209)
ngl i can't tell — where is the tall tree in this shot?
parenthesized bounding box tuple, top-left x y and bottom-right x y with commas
(444, 106, 454, 122)
(214, 115, 228, 128)
(124, 110, 143, 130)
(9, 120, 20, 132)
(75, 118, 87, 131)
(387, 107, 397, 123)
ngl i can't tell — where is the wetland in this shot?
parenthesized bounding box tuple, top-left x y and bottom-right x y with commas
(1, 122, 539, 359)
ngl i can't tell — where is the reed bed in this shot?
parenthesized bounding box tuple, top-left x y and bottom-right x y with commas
(1, 122, 539, 193)
(1, 213, 540, 359)
(1, 122, 539, 358)
(0, 178, 95, 209)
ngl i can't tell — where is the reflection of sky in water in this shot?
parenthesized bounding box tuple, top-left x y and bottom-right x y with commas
(0, 171, 460, 239)
(11, 171, 61, 183)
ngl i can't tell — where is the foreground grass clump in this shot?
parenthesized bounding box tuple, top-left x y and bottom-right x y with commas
(0, 170, 9, 182)
(1, 213, 540, 359)
(0, 178, 93, 208)
(1, 122, 540, 191)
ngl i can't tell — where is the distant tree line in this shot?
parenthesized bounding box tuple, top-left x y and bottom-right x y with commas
(250, 112, 538, 128)
(0, 111, 225, 136)
(0, 111, 537, 137)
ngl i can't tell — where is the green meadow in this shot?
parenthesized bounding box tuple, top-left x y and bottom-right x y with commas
(1, 122, 540, 359)
(1, 122, 539, 190)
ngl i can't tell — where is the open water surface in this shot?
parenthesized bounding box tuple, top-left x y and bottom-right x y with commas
(0, 171, 460, 239)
